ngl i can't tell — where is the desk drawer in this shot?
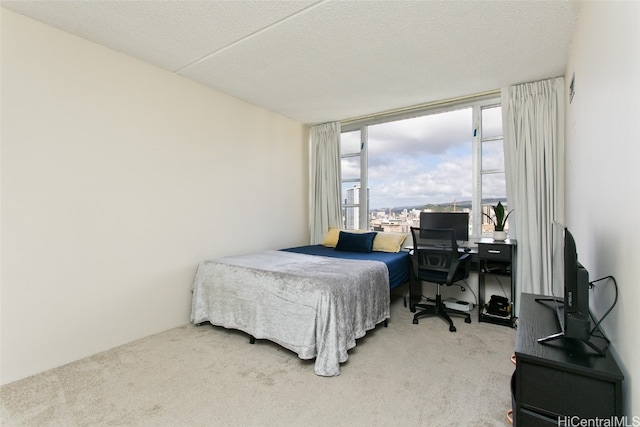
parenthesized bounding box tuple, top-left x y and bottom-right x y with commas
(479, 244, 511, 261)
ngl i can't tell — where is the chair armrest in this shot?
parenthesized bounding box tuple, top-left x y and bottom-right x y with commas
(446, 259, 460, 284)
(459, 253, 471, 276)
(446, 254, 471, 284)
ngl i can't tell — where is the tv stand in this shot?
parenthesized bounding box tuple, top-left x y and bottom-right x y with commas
(534, 296, 609, 356)
(514, 293, 623, 425)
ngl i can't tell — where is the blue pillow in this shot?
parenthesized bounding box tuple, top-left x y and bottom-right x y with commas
(335, 231, 377, 253)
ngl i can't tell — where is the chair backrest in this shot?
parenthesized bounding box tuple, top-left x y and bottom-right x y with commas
(410, 227, 468, 285)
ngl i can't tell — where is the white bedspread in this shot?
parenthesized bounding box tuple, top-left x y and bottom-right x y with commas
(190, 250, 390, 376)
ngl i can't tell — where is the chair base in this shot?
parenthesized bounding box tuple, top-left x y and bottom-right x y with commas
(412, 294, 471, 332)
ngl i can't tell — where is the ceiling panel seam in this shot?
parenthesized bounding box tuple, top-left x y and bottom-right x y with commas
(174, 0, 327, 74)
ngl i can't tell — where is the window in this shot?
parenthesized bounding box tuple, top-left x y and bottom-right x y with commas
(340, 129, 364, 229)
(339, 96, 506, 239)
(479, 105, 507, 234)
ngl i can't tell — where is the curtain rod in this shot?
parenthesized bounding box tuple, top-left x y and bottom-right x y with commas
(340, 89, 501, 126)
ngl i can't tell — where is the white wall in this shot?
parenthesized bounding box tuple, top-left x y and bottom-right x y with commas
(565, 2, 640, 416)
(0, 9, 309, 385)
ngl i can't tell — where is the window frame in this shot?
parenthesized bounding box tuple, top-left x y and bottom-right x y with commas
(478, 103, 507, 235)
(340, 94, 504, 238)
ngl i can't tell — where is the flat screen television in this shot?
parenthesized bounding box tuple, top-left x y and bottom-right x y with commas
(419, 212, 469, 243)
(537, 222, 603, 353)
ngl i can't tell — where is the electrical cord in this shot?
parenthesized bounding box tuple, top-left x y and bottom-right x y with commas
(588, 275, 618, 339)
(494, 275, 509, 299)
(457, 279, 478, 307)
(431, 280, 478, 309)
(408, 280, 477, 309)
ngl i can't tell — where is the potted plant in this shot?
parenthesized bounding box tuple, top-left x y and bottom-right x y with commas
(483, 201, 513, 241)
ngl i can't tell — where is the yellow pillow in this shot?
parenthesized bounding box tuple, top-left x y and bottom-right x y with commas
(321, 227, 366, 247)
(372, 232, 408, 253)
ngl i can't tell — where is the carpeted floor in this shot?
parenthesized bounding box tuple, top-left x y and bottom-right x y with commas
(1, 293, 516, 426)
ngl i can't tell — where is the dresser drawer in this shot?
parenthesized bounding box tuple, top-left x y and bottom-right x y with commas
(519, 362, 619, 419)
(479, 244, 511, 261)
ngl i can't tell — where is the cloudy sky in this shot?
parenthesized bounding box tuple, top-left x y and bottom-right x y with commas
(342, 106, 505, 210)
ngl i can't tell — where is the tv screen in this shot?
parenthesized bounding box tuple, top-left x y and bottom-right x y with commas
(545, 222, 591, 340)
(537, 222, 610, 355)
(419, 212, 469, 242)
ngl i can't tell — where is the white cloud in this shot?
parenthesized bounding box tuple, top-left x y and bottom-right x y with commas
(341, 106, 505, 209)
(369, 154, 473, 208)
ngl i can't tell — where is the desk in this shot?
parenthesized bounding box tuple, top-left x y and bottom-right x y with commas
(408, 239, 517, 328)
(478, 238, 517, 327)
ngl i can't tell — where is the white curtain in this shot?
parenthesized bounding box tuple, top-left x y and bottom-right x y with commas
(502, 77, 565, 305)
(309, 122, 342, 244)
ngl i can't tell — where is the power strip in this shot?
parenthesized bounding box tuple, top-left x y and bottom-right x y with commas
(443, 298, 473, 312)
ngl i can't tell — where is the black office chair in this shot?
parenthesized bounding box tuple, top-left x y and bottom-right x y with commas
(410, 227, 471, 332)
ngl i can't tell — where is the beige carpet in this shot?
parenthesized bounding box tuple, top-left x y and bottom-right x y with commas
(1, 293, 516, 426)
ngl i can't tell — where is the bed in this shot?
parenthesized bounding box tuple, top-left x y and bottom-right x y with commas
(190, 230, 410, 376)
(281, 244, 410, 290)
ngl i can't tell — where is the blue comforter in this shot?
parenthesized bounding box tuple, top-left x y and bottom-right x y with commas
(281, 244, 410, 290)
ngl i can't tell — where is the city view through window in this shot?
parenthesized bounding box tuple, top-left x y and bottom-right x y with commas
(341, 102, 507, 239)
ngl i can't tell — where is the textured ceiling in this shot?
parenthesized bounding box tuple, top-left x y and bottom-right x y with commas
(1, 0, 581, 125)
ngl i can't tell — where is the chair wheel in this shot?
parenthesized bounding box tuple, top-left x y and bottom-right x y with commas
(449, 325, 457, 332)
(465, 317, 471, 324)
(413, 319, 418, 324)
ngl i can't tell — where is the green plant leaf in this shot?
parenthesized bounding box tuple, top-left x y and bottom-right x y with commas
(486, 202, 513, 231)
(482, 212, 496, 226)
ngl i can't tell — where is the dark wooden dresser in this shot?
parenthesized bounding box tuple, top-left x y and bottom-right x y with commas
(514, 293, 623, 426)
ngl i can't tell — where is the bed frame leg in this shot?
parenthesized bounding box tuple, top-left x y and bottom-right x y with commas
(384, 319, 388, 327)
(249, 335, 255, 344)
